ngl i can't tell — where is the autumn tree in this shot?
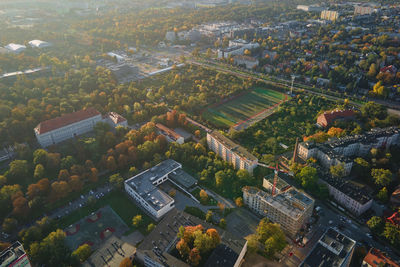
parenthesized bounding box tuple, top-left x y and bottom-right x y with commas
(119, 257, 133, 267)
(371, 168, 392, 187)
(330, 164, 345, 179)
(132, 215, 143, 228)
(235, 197, 244, 207)
(109, 173, 124, 190)
(199, 189, 208, 204)
(72, 244, 91, 262)
(34, 164, 45, 180)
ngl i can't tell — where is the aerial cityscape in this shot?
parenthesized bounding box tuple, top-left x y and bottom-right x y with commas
(0, 0, 400, 266)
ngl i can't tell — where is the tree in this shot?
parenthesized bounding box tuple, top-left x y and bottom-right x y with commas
(176, 239, 190, 258)
(255, 219, 287, 258)
(0, 175, 6, 186)
(109, 173, 124, 190)
(219, 218, 226, 229)
(147, 223, 156, 233)
(247, 234, 259, 253)
(72, 244, 91, 262)
(215, 171, 226, 188)
(119, 257, 133, 267)
(371, 169, 392, 187)
(205, 210, 213, 223)
(383, 222, 400, 246)
(235, 197, 244, 207)
(33, 149, 48, 166)
(199, 189, 208, 204)
(297, 166, 318, 190)
(8, 160, 29, 181)
(12, 196, 30, 216)
(2, 217, 18, 233)
(237, 169, 251, 182)
(58, 169, 70, 181)
(106, 156, 117, 171)
(377, 187, 388, 202)
(34, 164, 45, 180)
(132, 215, 143, 228)
(330, 164, 345, 178)
(367, 216, 384, 234)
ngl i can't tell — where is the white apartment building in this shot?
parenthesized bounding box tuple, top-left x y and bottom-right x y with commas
(34, 108, 128, 147)
(243, 186, 314, 238)
(217, 45, 245, 59)
(124, 159, 182, 220)
(297, 127, 400, 176)
(207, 131, 258, 174)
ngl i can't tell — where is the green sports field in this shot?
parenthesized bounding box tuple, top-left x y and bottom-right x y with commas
(202, 88, 286, 128)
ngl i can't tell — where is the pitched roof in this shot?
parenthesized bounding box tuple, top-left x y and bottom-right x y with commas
(156, 123, 183, 141)
(106, 112, 127, 124)
(35, 108, 101, 134)
(318, 109, 355, 126)
(363, 248, 400, 267)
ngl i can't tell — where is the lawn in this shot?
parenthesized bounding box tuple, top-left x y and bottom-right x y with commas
(58, 190, 154, 235)
(201, 87, 286, 128)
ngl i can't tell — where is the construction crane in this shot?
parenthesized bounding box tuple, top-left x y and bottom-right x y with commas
(257, 162, 293, 196)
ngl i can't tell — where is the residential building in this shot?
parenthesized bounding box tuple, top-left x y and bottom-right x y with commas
(136, 208, 247, 267)
(5, 43, 26, 53)
(362, 248, 400, 267)
(217, 46, 245, 59)
(165, 31, 176, 42)
(233, 55, 259, 69)
(297, 5, 323, 12)
(297, 127, 400, 175)
(317, 109, 355, 128)
(124, 159, 181, 220)
(321, 10, 340, 21)
(300, 228, 356, 267)
(354, 5, 376, 16)
(34, 108, 103, 147)
(320, 176, 373, 216)
(228, 39, 260, 50)
(0, 241, 32, 267)
(155, 123, 185, 144)
(28, 40, 52, 48)
(242, 186, 314, 238)
(104, 112, 128, 128)
(207, 131, 258, 174)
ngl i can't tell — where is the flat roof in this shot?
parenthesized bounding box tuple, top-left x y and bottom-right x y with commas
(168, 169, 197, 189)
(322, 176, 371, 204)
(243, 186, 314, 220)
(125, 159, 181, 211)
(0, 241, 27, 266)
(301, 228, 356, 267)
(209, 131, 257, 162)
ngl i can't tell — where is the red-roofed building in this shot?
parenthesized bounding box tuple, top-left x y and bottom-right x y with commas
(34, 108, 127, 147)
(380, 65, 398, 75)
(386, 211, 400, 226)
(317, 109, 355, 128)
(362, 248, 400, 267)
(156, 123, 184, 144)
(391, 186, 400, 206)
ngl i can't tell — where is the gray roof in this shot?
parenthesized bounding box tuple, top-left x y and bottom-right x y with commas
(300, 228, 356, 267)
(125, 159, 181, 211)
(168, 169, 198, 189)
(209, 131, 258, 161)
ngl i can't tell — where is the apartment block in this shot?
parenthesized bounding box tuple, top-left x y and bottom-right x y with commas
(207, 131, 258, 174)
(242, 186, 314, 238)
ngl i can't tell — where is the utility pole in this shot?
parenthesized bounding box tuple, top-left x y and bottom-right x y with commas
(290, 75, 295, 95)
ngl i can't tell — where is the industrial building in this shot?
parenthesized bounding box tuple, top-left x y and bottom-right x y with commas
(207, 131, 258, 174)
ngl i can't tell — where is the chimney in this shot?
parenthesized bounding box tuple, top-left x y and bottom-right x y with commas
(292, 137, 299, 163)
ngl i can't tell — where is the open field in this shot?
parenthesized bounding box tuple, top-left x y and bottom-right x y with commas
(201, 87, 287, 128)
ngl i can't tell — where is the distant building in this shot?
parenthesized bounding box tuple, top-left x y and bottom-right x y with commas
(34, 108, 126, 147)
(228, 39, 260, 50)
(391, 186, 400, 206)
(135, 208, 247, 267)
(207, 131, 258, 174)
(362, 248, 400, 267)
(5, 43, 26, 53)
(300, 228, 355, 267)
(217, 46, 245, 59)
(242, 185, 314, 238)
(321, 10, 340, 21)
(354, 5, 375, 15)
(317, 109, 355, 128)
(124, 159, 181, 220)
(233, 55, 259, 69)
(28, 40, 52, 48)
(321, 176, 373, 216)
(297, 127, 400, 176)
(165, 31, 176, 42)
(0, 241, 32, 267)
(386, 211, 400, 227)
(155, 123, 185, 144)
(297, 5, 323, 12)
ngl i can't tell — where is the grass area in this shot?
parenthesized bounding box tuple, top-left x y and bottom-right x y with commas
(191, 188, 218, 206)
(201, 87, 285, 128)
(57, 190, 154, 235)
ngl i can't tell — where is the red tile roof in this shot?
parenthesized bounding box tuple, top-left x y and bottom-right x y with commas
(317, 109, 355, 127)
(363, 248, 400, 267)
(35, 108, 101, 134)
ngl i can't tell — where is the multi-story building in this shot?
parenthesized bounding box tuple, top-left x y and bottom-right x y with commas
(300, 228, 356, 267)
(354, 5, 376, 16)
(233, 55, 259, 69)
(34, 108, 127, 147)
(207, 131, 258, 174)
(317, 109, 355, 128)
(321, 10, 340, 21)
(217, 46, 245, 59)
(136, 208, 247, 267)
(124, 159, 181, 220)
(363, 248, 400, 267)
(155, 123, 185, 144)
(0, 241, 32, 267)
(321, 176, 373, 216)
(297, 5, 323, 12)
(242, 186, 314, 238)
(298, 127, 400, 176)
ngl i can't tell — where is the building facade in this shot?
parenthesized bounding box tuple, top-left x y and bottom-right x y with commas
(321, 10, 340, 21)
(298, 127, 400, 176)
(0, 241, 31, 267)
(207, 131, 258, 174)
(124, 159, 182, 220)
(363, 248, 400, 267)
(242, 186, 314, 238)
(316, 109, 355, 128)
(233, 55, 259, 69)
